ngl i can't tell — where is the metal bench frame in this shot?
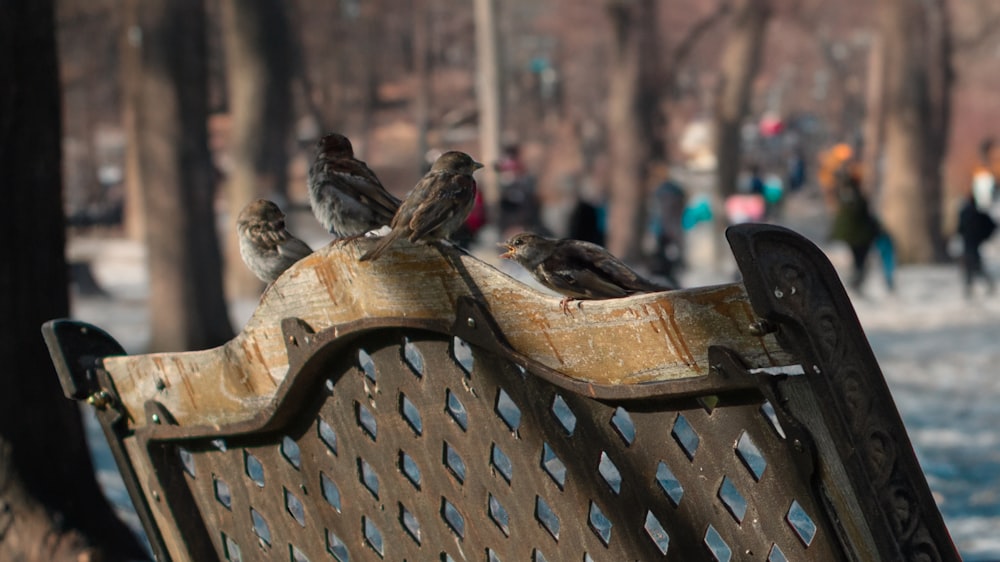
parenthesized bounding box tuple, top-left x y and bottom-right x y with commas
(44, 224, 958, 561)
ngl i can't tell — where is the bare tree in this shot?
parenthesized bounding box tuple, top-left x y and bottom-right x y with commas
(0, 2, 147, 559)
(220, 0, 293, 298)
(713, 0, 771, 199)
(475, 0, 503, 230)
(605, 0, 659, 262)
(136, 0, 234, 351)
(878, 0, 950, 262)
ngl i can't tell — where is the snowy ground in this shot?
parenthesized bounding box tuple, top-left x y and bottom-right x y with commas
(69, 190, 1000, 560)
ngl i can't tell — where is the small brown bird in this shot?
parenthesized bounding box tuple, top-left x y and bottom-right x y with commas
(500, 232, 674, 313)
(308, 133, 401, 239)
(237, 199, 313, 284)
(359, 151, 483, 262)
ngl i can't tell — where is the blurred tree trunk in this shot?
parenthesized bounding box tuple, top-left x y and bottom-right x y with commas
(879, 0, 951, 262)
(474, 0, 502, 233)
(605, 0, 658, 263)
(413, 0, 433, 174)
(137, 0, 234, 352)
(220, 0, 293, 299)
(713, 0, 770, 199)
(0, 2, 147, 560)
(121, 0, 145, 241)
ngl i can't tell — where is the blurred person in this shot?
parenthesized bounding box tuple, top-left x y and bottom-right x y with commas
(957, 193, 996, 297)
(829, 170, 890, 292)
(972, 137, 997, 210)
(496, 143, 541, 237)
(648, 175, 688, 287)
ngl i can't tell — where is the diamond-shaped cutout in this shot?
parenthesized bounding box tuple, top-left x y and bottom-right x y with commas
(318, 417, 337, 454)
(357, 402, 377, 441)
(704, 524, 731, 561)
(656, 461, 684, 506)
(787, 500, 817, 546)
(610, 407, 635, 445)
(222, 532, 241, 561)
(359, 348, 377, 382)
(535, 496, 560, 540)
(359, 458, 380, 499)
(699, 394, 720, 413)
(488, 493, 510, 536)
(281, 436, 301, 469)
(584, 554, 594, 562)
(491, 443, 513, 483)
(532, 549, 549, 562)
(551, 394, 577, 435)
(290, 544, 310, 562)
(644, 511, 670, 555)
(320, 472, 341, 512)
(672, 413, 700, 459)
(487, 549, 501, 562)
(285, 487, 306, 527)
(444, 442, 466, 484)
(403, 337, 424, 377)
(761, 400, 786, 438)
(326, 528, 349, 562)
(401, 503, 421, 544)
(598, 451, 622, 494)
(400, 393, 423, 435)
(446, 389, 468, 430)
(363, 516, 384, 557)
(541, 443, 566, 489)
(179, 447, 195, 477)
(588, 501, 612, 546)
(251, 508, 271, 546)
(768, 543, 788, 562)
(400, 450, 422, 489)
(211, 438, 228, 452)
(452, 336, 474, 375)
(719, 476, 747, 523)
(214, 477, 231, 509)
(442, 498, 465, 539)
(245, 451, 265, 487)
(495, 388, 521, 431)
(736, 431, 767, 480)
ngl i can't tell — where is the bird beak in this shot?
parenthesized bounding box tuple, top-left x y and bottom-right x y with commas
(473, 161, 485, 170)
(498, 242, 514, 260)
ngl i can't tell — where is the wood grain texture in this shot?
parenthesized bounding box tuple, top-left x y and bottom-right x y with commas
(104, 238, 791, 429)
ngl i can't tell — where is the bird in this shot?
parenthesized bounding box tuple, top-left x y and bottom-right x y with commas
(307, 133, 401, 240)
(237, 199, 313, 284)
(499, 232, 675, 313)
(359, 150, 483, 262)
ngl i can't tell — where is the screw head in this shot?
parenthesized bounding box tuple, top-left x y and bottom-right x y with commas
(467, 317, 476, 328)
(151, 414, 161, 424)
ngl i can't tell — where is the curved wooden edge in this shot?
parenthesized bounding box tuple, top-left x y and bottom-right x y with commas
(103, 237, 791, 429)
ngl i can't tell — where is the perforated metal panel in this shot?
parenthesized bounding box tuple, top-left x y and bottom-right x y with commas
(143, 326, 842, 561)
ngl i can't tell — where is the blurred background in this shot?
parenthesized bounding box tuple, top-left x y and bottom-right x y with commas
(4, 0, 1000, 559)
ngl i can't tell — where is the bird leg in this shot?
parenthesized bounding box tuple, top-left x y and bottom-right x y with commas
(559, 297, 583, 315)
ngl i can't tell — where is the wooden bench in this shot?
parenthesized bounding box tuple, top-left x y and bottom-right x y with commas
(44, 223, 959, 561)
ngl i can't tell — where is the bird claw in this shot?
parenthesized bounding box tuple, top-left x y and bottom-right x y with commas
(559, 298, 582, 316)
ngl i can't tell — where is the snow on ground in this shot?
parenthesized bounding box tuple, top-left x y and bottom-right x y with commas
(69, 192, 1000, 559)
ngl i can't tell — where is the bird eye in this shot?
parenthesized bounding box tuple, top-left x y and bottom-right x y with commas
(513, 239, 524, 247)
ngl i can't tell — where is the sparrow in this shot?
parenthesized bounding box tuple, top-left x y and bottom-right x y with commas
(359, 151, 484, 262)
(307, 133, 401, 239)
(237, 199, 313, 284)
(499, 232, 675, 313)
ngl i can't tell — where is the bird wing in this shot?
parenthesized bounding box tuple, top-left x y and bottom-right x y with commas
(312, 157, 401, 219)
(558, 240, 668, 297)
(278, 235, 313, 262)
(407, 173, 476, 240)
(541, 264, 630, 299)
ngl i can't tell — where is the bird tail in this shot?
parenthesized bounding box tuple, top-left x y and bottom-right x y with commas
(358, 229, 404, 262)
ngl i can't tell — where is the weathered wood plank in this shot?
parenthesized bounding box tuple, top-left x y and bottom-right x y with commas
(104, 239, 790, 429)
